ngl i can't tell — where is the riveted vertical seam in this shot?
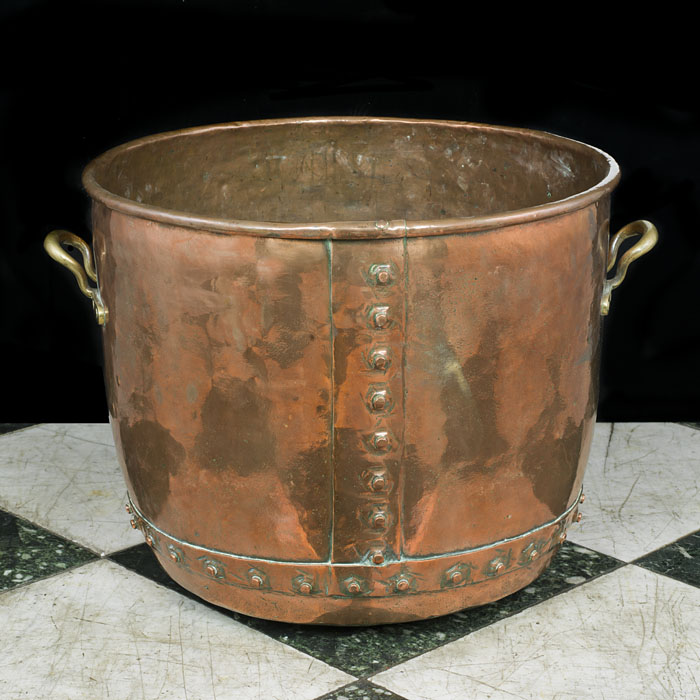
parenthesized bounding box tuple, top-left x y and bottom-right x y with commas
(400, 219, 409, 557)
(326, 238, 335, 568)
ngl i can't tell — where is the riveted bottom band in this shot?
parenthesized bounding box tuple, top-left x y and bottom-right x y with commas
(127, 492, 582, 625)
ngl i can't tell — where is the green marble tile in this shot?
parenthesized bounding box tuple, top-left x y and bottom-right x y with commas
(316, 680, 409, 700)
(111, 541, 622, 677)
(110, 543, 172, 586)
(636, 530, 700, 588)
(0, 509, 97, 591)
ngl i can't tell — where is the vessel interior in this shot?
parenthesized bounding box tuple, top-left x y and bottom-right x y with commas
(91, 121, 612, 223)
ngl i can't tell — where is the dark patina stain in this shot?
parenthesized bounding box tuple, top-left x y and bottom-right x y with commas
(332, 425, 387, 558)
(332, 326, 359, 391)
(520, 359, 585, 515)
(410, 239, 508, 470)
(119, 418, 186, 519)
(194, 378, 275, 476)
(520, 205, 599, 513)
(333, 426, 377, 477)
(401, 442, 431, 546)
(280, 443, 332, 560)
(131, 322, 158, 371)
(448, 322, 509, 471)
(128, 391, 153, 416)
(432, 320, 508, 476)
(242, 346, 269, 383)
(253, 239, 315, 370)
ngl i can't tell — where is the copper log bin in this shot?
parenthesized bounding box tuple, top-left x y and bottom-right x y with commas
(44, 117, 658, 625)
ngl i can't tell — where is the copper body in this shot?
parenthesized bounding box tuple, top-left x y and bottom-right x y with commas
(81, 117, 620, 625)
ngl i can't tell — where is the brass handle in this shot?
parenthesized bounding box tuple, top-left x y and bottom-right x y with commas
(44, 230, 109, 325)
(601, 220, 658, 316)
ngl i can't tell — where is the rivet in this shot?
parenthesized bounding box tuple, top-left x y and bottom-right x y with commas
(299, 581, 312, 595)
(376, 269, 390, 285)
(206, 563, 219, 577)
(559, 532, 567, 542)
(145, 535, 154, 547)
(580, 493, 586, 504)
(450, 570, 464, 585)
(372, 353, 388, 370)
(529, 549, 538, 559)
(125, 504, 132, 514)
(374, 311, 389, 328)
(577, 512, 583, 523)
(396, 578, 410, 592)
(373, 432, 390, 451)
(168, 550, 180, 562)
(251, 574, 264, 588)
(371, 550, 385, 565)
(346, 579, 362, 595)
(493, 561, 505, 573)
(371, 393, 387, 411)
(130, 519, 137, 529)
(370, 475, 387, 492)
(372, 511, 387, 528)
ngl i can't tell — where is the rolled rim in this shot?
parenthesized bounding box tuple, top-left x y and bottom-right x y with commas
(82, 116, 621, 239)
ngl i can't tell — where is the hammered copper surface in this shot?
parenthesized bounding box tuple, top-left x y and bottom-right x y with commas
(80, 117, 622, 624)
(90, 121, 608, 226)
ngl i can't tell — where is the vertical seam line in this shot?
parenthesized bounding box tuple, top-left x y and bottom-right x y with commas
(326, 239, 335, 567)
(400, 220, 408, 557)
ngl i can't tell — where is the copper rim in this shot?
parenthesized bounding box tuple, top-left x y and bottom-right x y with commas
(82, 116, 620, 240)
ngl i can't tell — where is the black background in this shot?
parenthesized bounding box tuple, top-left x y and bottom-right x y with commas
(1, 1, 698, 422)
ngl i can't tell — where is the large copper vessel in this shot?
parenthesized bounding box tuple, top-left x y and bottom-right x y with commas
(44, 117, 657, 625)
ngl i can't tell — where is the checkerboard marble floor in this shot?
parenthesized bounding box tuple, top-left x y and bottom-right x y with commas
(1, 422, 699, 699)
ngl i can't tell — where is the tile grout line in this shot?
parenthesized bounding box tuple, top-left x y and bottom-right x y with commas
(16, 529, 638, 681)
(628, 562, 700, 591)
(0, 506, 118, 559)
(5, 548, 674, 689)
(106, 550, 363, 670)
(106, 541, 150, 558)
(102, 554, 228, 615)
(311, 678, 409, 700)
(108, 544, 631, 681)
(106, 552, 192, 597)
(106, 551, 369, 686)
(629, 526, 700, 564)
(359, 557, 631, 680)
(629, 525, 700, 592)
(0, 558, 101, 598)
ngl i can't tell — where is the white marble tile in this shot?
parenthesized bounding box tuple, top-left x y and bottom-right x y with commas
(570, 422, 700, 561)
(586, 420, 612, 472)
(373, 565, 700, 700)
(0, 559, 353, 700)
(0, 423, 141, 555)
